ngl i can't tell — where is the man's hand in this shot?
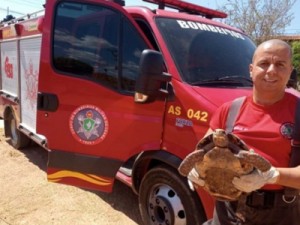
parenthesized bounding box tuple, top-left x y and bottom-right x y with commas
(232, 167, 280, 193)
(187, 168, 205, 191)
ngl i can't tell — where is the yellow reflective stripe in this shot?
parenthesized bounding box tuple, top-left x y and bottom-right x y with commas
(48, 170, 112, 186)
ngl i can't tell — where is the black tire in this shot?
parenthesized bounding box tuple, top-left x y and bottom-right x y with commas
(6, 113, 31, 149)
(139, 165, 206, 225)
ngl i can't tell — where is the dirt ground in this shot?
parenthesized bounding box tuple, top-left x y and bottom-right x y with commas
(0, 122, 143, 225)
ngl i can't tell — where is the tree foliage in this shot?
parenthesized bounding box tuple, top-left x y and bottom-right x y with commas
(221, 0, 296, 44)
(292, 41, 300, 77)
(0, 15, 15, 24)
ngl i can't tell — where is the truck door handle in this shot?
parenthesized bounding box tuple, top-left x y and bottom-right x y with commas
(37, 92, 59, 112)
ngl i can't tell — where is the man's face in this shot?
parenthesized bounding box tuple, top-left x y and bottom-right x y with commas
(249, 43, 293, 93)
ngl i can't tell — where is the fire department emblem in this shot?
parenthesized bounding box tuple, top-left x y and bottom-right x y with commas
(70, 105, 108, 145)
(4, 57, 13, 78)
(280, 122, 294, 139)
(25, 60, 38, 109)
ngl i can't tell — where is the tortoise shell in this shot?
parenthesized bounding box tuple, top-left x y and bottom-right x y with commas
(178, 129, 271, 201)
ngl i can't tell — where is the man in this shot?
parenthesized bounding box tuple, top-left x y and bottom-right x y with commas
(190, 39, 300, 225)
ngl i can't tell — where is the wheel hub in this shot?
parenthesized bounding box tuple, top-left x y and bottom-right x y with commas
(148, 185, 186, 225)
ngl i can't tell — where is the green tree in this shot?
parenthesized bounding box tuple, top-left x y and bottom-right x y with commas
(0, 15, 15, 24)
(221, 0, 296, 44)
(292, 41, 300, 80)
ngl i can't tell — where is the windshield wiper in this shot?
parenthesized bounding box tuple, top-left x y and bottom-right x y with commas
(218, 76, 252, 83)
(190, 75, 253, 86)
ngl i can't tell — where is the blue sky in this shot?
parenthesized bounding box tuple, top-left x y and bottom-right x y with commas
(0, 0, 45, 19)
(0, 0, 299, 34)
(128, 0, 300, 34)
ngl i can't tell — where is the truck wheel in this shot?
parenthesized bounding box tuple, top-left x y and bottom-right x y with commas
(6, 113, 30, 149)
(139, 165, 206, 225)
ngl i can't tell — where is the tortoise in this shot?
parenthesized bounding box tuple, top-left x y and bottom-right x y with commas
(178, 129, 271, 201)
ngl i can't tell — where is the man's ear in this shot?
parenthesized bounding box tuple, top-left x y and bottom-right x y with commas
(249, 64, 253, 77)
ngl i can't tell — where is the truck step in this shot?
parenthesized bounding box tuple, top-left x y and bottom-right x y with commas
(119, 166, 132, 176)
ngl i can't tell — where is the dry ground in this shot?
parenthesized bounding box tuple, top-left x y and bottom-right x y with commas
(0, 121, 143, 225)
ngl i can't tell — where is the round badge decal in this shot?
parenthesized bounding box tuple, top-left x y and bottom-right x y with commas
(69, 105, 108, 145)
(280, 122, 294, 139)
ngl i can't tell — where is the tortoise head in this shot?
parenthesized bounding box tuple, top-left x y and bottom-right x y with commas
(212, 129, 229, 148)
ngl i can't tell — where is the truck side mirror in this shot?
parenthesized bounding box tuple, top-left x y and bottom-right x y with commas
(134, 49, 171, 103)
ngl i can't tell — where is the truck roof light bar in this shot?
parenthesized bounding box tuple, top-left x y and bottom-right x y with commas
(143, 0, 227, 19)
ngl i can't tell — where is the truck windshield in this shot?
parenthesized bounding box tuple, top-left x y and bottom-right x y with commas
(156, 18, 256, 87)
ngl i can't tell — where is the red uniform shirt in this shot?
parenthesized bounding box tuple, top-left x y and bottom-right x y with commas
(210, 92, 299, 190)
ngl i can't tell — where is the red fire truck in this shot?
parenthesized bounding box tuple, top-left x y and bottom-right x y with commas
(0, 0, 256, 224)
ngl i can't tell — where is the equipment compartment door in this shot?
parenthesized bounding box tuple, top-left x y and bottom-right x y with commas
(20, 37, 42, 133)
(36, 0, 166, 192)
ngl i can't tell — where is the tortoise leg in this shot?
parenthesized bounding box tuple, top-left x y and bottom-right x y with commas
(237, 150, 271, 172)
(228, 142, 242, 154)
(178, 150, 205, 176)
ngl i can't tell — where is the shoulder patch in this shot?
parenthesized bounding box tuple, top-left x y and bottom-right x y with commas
(280, 122, 294, 139)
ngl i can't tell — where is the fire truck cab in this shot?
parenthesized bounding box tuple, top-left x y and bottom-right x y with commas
(0, 0, 256, 224)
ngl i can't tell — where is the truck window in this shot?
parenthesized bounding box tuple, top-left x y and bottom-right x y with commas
(135, 19, 160, 51)
(121, 19, 148, 91)
(52, 1, 148, 92)
(155, 17, 256, 87)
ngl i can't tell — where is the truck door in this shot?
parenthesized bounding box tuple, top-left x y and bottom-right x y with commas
(37, 0, 166, 192)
